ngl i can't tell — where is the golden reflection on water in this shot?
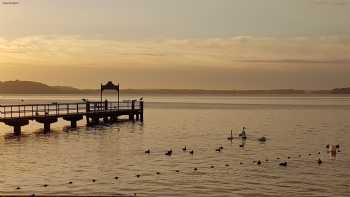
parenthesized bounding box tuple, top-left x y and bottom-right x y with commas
(0, 96, 349, 196)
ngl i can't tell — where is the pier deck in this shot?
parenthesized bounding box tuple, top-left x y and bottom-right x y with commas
(0, 100, 143, 135)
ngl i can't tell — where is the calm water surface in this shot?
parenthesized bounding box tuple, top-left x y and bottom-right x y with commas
(0, 95, 349, 196)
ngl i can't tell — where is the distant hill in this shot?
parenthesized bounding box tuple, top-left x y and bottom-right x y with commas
(0, 80, 80, 94)
(331, 88, 350, 94)
(0, 80, 349, 95)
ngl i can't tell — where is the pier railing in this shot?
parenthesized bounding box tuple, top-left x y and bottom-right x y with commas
(0, 100, 142, 119)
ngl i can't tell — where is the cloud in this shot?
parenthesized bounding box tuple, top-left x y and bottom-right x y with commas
(233, 59, 350, 64)
(1, 35, 350, 69)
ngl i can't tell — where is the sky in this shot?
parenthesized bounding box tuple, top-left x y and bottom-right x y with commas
(0, 0, 350, 89)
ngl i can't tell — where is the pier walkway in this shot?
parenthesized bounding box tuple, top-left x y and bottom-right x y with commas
(0, 100, 144, 135)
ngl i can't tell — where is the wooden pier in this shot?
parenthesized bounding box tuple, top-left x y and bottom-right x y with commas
(0, 100, 144, 135)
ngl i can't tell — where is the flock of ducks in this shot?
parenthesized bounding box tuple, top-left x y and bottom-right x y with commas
(144, 127, 341, 168)
(12, 127, 342, 196)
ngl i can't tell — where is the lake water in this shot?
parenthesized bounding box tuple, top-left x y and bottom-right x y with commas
(0, 95, 349, 196)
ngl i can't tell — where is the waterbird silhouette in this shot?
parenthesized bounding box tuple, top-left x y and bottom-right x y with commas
(194, 168, 198, 171)
(156, 172, 160, 175)
(115, 176, 119, 180)
(16, 186, 20, 190)
(165, 149, 172, 156)
(225, 164, 230, 167)
(136, 174, 141, 178)
(239, 127, 247, 139)
(257, 160, 262, 165)
(92, 179, 96, 182)
(326, 144, 330, 149)
(288, 156, 291, 159)
(189, 150, 194, 155)
(210, 165, 215, 168)
(279, 162, 287, 167)
(145, 149, 150, 154)
(219, 146, 224, 150)
(318, 158, 322, 165)
(68, 181, 73, 184)
(165, 149, 173, 156)
(43, 184, 48, 187)
(175, 170, 180, 173)
(258, 136, 267, 142)
(182, 146, 187, 151)
(216, 148, 221, 152)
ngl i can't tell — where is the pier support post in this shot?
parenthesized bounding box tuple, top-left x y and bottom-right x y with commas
(14, 125, 21, 135)
(92, 117, 100, 125)
(3, 119, 29, 136)
(86, 116, 90, 125)
(110, 116, 117, 122)
(71, 120, 77, 128)
(35, 117, 58, 133)
(63, 115, 83, 128)
(103, 116, 109, 123)
(140, 101, 144, 122)
(44, 123, 51, 132)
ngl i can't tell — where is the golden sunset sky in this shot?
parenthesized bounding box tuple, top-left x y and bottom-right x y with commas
(0, 0, 350, 89)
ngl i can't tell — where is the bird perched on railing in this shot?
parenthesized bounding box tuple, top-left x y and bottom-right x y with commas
(139, 97, 143, 101)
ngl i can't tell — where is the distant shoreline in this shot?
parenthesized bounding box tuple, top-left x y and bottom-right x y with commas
(0, 80, 350, 95)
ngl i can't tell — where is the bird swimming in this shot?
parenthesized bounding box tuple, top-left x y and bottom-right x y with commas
(145, 149, 150, 154)
(182, 146, 187, 151)
(318, 158, 322, 165)
(239, 127, 247, 139)
(189, 150, 194, 155)
(258, 136, 267, 142)
(279, 162, 287, 166)
(165, 149, 173, 156)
